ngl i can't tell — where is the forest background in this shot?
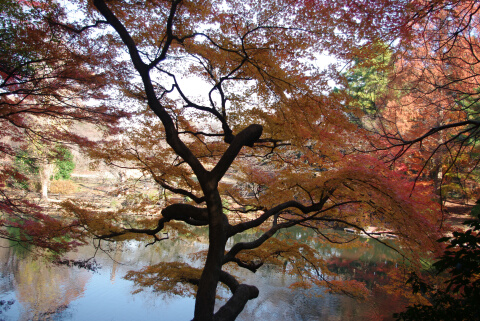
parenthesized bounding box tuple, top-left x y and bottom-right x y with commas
(1, 0, 480, 320)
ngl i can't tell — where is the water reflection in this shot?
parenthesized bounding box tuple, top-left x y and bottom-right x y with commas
(0, 242, 90, 321)
(0, 228, 403, 320)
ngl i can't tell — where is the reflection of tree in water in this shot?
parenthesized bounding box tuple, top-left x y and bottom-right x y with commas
(247, 229, 407, 320)
(0, 242, 16, 294)
(325, 243, 406, 320)
(13, 255, 91, 320)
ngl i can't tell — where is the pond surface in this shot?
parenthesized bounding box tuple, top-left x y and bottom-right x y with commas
(0, 228, 403, 321)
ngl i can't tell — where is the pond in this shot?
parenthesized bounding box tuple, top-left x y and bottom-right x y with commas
(0, 228, 404, 321)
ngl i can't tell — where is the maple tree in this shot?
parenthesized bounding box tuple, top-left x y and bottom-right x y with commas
(360, 0, 480, 202)
(45, 0, 448, 320)
(340, 2, 480, 318)
(2, 0, 455, 320)
(0, 0, 126, 253)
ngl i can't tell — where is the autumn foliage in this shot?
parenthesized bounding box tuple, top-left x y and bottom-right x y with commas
(357, 0, 480, 201)
(3, 0, 476, 320)
(0, 0, 127, 253)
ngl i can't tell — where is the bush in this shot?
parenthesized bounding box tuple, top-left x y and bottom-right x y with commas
(11, 145, 76, 190)
(394, 207, 480, 321)
(49, 180, 78, 195)
(53, 146, 75, 180)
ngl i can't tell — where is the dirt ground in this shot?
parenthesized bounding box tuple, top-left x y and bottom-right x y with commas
(444, 201, 475, 229)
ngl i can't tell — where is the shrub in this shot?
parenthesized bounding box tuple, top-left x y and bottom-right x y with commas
(49, 180, 78, 195)
(394, 206, 480, 321)
(53, 146, 75, 180)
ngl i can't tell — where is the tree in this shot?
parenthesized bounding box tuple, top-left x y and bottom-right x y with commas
(343, 42, 393, 119)
(12, 143, 76, 199)
(362, 0, 480, 204)
(53, 145, 75, 180)
(342, 42, 452, 197)
(0, 0, 127, 253)
(36, 1, 449, 320)
(340, 3, 480, 318)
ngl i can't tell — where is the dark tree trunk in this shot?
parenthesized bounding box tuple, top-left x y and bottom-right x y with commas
(193, 188, 228, 321)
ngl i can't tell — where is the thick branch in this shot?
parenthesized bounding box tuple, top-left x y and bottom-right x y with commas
(224, 193, 340, 266)
(92, 0, 148, 73)
(214, 271, 259, 321)
(161, 203, 208, 223)
(158, 180, 206, 204)
(147, 0, 182, 68)
(95, 217, 168, 240)
(210, 124, 263, 182)
(149, 172, 205, 204)
(224, 220, 295, 265)
(228, 258, 264, 273)
(95, 203, 208, 240)
(228, 196, 331, 237)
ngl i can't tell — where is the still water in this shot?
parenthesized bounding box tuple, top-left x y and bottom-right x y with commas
(0, 228, 402, 321)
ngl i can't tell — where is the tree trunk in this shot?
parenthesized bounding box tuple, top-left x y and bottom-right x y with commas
(193, 189, 228, 321)
(39, 162, 55, 200)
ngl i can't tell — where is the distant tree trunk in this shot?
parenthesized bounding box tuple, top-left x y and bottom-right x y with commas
(39, 162, 55, 200)
(429, 160, 443, 196)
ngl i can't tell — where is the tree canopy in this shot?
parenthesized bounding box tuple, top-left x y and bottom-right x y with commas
(361, 0, 480, 201)
(0, 0, 127, 252)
